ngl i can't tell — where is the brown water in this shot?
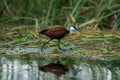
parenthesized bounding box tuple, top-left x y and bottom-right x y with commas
(0, 55, 120, 80)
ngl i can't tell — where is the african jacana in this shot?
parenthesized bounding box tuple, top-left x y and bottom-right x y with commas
(39, 26, 80, 52)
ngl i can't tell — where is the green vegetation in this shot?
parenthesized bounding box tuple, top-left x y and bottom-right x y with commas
(0, 0, 120, 29)
(0, 0, 120, 57)
(0, 26, 120, 58)
(0, 1, 120, 79)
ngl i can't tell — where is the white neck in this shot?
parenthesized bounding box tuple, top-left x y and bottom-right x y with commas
(69, 26, 76, 34)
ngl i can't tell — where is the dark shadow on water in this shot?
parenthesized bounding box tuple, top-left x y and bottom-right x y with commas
(39, 61, 69, 76)
(0, 55, 120, 80)
(39, 60, 82, 77)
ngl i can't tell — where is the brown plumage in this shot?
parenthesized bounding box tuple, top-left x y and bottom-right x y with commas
(39, 27, 69, 39)
(39, 26, 80, 52)
(39, 27, 69, 52)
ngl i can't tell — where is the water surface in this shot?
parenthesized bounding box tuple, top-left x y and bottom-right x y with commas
(0, 55, 119, 80)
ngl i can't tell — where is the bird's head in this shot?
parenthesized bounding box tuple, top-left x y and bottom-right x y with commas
(69, 26, 81, 34)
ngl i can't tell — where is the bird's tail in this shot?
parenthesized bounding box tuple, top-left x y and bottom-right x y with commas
(38, 29, 49, 34)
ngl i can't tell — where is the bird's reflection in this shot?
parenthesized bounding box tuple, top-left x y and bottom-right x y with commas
(39, 61, 69, 76)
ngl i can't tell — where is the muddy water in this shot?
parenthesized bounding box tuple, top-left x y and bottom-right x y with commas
(0, 55, 120, 80)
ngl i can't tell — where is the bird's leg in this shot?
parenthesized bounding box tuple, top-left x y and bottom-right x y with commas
(41, 39, 52, 53)
(58, 40, 66, 51)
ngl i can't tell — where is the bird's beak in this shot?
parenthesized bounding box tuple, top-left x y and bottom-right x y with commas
(76, 28, 81, 32)
(74, 27, 81, 32)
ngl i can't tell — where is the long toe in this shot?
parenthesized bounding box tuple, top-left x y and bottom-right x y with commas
(58, 47, 66, 52)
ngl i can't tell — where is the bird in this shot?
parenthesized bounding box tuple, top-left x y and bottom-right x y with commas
(38, 26, 80, 52)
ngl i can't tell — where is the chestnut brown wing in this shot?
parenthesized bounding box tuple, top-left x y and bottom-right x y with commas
(44, 27, 68, 39)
